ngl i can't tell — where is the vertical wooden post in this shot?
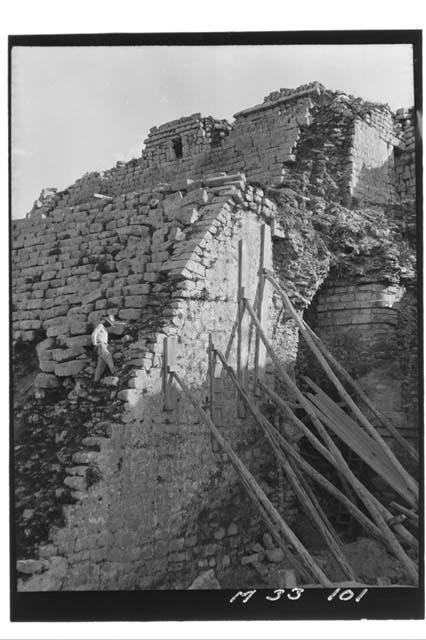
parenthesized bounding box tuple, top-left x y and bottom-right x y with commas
(208, 333, 214, 417)
(237, 239, 248, 416)
(254, 224, 266, 395)
(208, 334, 220, 451)
(163, 336, 177, 411)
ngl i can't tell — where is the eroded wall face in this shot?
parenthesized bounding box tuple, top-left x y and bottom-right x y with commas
(30, 92, 316, 213)
(303, 280, 418, 444)
(350, 117, 397, 204)
(394, 108, 416, 200)
(14, 178, 302, 590)
(13, 83, 418, 590)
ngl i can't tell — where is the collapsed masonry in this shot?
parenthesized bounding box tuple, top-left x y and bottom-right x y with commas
(12, 82, 418, 590)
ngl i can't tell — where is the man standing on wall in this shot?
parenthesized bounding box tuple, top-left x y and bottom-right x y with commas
(91, 314, 125, 382)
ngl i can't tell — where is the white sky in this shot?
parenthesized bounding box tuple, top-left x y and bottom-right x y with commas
(11, 44, 414, 219)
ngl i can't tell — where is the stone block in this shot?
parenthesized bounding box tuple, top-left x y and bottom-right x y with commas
(117, 388, 141, 406)
(36, 337, 55, 358)
(64, 475, 87, 492)
(39, 360, 56, 373)
(188, 569, 221, 589)
(55, 360, 86, 377)
(82, 287, 104, 305)
(118, 308, 141, 321)
(63, 335, 92, 348)
(101, 376, 119, 387)
(69, 321, 89, 335)
(124, 296, 147, 308)
(51, 346, 84, 362)
(17, 559, 49, 575)
(46, 323, 69, 338)
(174, 207, 199, 225)
(265, 548, 285, 563)
(34, 373, 60, 388)
(124, 284, 150, 295)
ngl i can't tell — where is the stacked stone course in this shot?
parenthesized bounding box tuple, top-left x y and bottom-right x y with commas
(13, 81, 418, 591)
(394, 107, 416, 200)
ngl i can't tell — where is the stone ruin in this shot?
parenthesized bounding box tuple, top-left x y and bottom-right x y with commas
(12, 81, 418, 590)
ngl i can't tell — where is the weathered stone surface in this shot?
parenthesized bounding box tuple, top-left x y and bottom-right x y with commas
(17, 559, 49, 575)
(54, 360, 86, 377)
(101, 376, 119, 387)
(12, 81, 418, 594)
(34, 372, 60, 388)
(188, 569, 221, 590)
(265, 548, 285, 563)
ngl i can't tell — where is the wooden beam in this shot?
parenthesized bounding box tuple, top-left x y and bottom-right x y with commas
(208, 334, 220, 451)
(302, 318, 419, 464)
(254, 224, 266, 394)
(214, 347, 359, 580)
(305, 383, 417, 508)
(390, 502, 419, 527)
(171, 369, 331, 586)
(263, 270, 418, 495)
(237, 239, 248, 416)
(163, 336, 177, 411)
(242, 298, 418, 583)
(260, 382, 418, 551)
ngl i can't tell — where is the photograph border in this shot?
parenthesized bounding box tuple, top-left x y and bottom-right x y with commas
(9, 28, 424, 622)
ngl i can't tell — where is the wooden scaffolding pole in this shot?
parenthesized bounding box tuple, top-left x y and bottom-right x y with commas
(237, 239, 248, 417)
(302, 318, 419, 464)
(253, 224, 267, 394)
(214, 347, 358, 582)
(304, 380, 417, 509)
(263, 270, 418, 502)
(242, 297, 418, 584)
(171, 370, 332, 586)
(259, 381, 416, 547)
(259, 388, 389, 545)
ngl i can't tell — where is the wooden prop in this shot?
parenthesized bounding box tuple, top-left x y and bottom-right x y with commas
(171, 370, 332, 586)
(304, 381, 417, 508)
(263, 270, 418, 495)
(208, 334, 220, 452)
(163, 336, 177, 411)
(214, 347, 358, 581)
(241, 302, 417, 582)
(253, 224, 267, 393)
(390, 502, 419, 527)
(259, 382, 416, 545)
(302, 318, 418, 464)
(237, 239, 249, 416)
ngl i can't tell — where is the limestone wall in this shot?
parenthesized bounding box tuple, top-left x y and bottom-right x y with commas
(14, 174, 304, 590)
(13, 82, 419, 591)
(394, 108, 416, 200)
(25, 83, 415, 222)
(303, 280, 418, 443)
(350, 114, 397, 204)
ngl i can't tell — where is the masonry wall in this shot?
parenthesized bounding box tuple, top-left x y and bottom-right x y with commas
(394, 108, 416, 200)
(27, 84, 414, 223)
(14, 82, 418, 590)
(303, 279, 418, 444)
(26, 85, 322, 217)
(14, 176, 304, 590)
(350, 114, 397, 204)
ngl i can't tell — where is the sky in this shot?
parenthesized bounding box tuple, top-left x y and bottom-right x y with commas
(11, 44, 414, 219)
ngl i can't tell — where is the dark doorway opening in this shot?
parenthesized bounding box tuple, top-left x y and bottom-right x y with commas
(172, 137, 183, 159)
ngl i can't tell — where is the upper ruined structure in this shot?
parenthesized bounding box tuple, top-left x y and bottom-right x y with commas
(12, 83, 418, 590)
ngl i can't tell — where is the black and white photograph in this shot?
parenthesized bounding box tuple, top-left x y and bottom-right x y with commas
(8, 28, 423, 624)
